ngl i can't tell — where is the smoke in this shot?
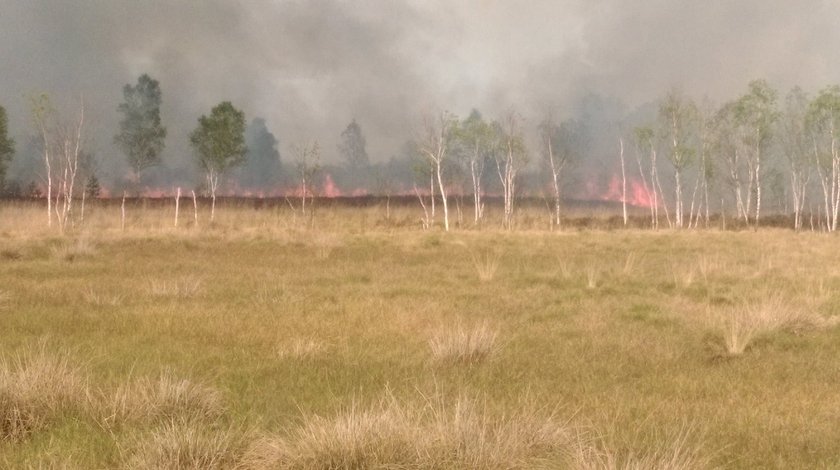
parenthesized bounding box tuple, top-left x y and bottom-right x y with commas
(1, 0, 839, 190)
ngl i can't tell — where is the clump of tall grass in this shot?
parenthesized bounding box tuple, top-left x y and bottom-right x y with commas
(99, 371, 225, 428)
(719, 297, 839, 356)
(569, 424, 713, 470)
(0, 248, 23, 260)
(0, 290, 9, 311)
(671, 264, 696, 288)
(470, 250, 501, 282)
(82, 288, 124, 307)
(147, 276, 203, 299)
(429, 322, 499, 364)
(585, 265, 599, 289)
(622, 251, 638, 275)
(0, 346, 89, 441)
(240, 392, 572, 469)
(312, 234, 342, 260)
(277, 338, 327, 361)
(50, 237, 96, 262)
(122, 418, 244, 470)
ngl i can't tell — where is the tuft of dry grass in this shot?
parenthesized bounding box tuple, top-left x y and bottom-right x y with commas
(585, 265, 599, 289)
(146, 276, 203, 299)
(312, 234, 342, 261)
(470, 250, 501, 282)
(429, 322, 499, 364)
(569, 424, 713, 470)
(99, 371, 225, 428)
(622, 251, 638, 275)
(719, 297, 839, 356)
(50, 237, 96, 262)
(122, 418, 244, 470)
(556, 259, 572, 280)
(0, 346, 89, 441)
(0, 290, 10, 311)
(82, 288, 124, 307)
(276, 338, 327, 361)
(239, 392, 571, 470)
(671, 264, 696, 288)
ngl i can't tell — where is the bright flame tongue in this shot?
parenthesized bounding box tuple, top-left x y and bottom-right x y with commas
(594, 175, 653, 208)
(322, 174, 341, 198)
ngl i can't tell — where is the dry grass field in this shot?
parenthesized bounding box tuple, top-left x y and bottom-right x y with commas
(2, 200, 840, 468)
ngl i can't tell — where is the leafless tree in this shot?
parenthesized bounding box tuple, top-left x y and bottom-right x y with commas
(417, 111, 457, 231)
(290, 141, 321, 217)
(538, 113, 579, 229)
(30, 94, 86, 233)
(494, 111, 528, 230)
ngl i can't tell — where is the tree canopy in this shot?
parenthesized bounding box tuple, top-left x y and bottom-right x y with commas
(0, 105, 14, 190)
(190, 101, 247, 177)
(115, 74, 167, 183)
(338, 119, 369, 168)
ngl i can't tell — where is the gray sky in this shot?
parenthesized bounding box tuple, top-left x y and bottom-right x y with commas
(2, 0, 839, 180)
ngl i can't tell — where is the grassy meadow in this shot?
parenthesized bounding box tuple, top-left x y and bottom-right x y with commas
(2, 199, 840, 468)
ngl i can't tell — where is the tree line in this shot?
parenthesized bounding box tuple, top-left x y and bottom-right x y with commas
(2, 75, 840, 231)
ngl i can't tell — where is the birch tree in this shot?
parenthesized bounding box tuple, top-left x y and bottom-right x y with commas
(417, 111, 457, 232)
(290, 141, 321, 217)
(31, 94, 54, 227)
(659, 90, 698, 229)
(733, 79, 778, 228)
(539, 115, 582, 229)
(712, 102, 749, 224)
(806, 85, 840, 231)
(30, 94, 87, 232)
(633, 126, 670, 229)
(457, 110, 494, 225)
(494, 111, 528, 230)
(779, 87, 811, 231)
(189, 101, 247, 222)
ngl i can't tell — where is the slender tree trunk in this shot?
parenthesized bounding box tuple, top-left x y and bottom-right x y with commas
(174, 187, 181, 227)
(80, 186, 86, 225)
(121, 191, 126, 231)
(675, 168, 683, 228)
(435, 160, 449, 231)
(429, 168, 435, 219)
(652, 160, 671, 228)
(191, 190, 198, 228)
(619, 138, 627, 226)
(413, 184, 430, 229)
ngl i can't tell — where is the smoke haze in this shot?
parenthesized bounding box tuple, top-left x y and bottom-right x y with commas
(2, 0, 839, 188)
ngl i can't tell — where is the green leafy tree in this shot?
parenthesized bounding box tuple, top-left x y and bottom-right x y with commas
(0, 105, 15, 192)
(240, 118, 281, 189)
(115, 74, 167, 189)
(85, 174, 101, 198)
(339, 119, 369, 168)
(189, 101, 247, 222)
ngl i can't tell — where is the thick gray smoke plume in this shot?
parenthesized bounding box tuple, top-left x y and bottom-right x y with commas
(1, 0, 839, 189)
